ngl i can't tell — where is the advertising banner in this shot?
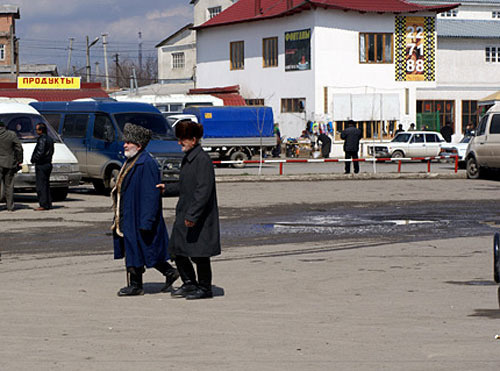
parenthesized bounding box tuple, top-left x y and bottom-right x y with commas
(285, 29, 311, 72)
(18, 76, 81, 89)
(395, 16, 436, 81)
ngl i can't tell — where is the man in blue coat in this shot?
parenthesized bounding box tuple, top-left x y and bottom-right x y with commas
(111, 123, 179, 296)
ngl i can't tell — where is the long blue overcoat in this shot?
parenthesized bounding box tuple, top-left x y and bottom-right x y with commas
(113, 151, 169, 268)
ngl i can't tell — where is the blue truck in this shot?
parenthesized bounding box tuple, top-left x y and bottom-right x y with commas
(31, 101, 183, 193)
(167, 106, 276, 167)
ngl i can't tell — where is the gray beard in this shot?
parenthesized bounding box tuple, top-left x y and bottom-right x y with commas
(124, 148, 139, 158)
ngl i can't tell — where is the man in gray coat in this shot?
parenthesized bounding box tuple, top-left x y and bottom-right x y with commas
(158, 120, 221, 300)
(0, 120, 23, 211)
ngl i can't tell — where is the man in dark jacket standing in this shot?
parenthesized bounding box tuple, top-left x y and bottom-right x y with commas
(440, 122, 453, 143)
(0, 120, 23, 211)
(340, 120, 362, 174)
(317, 131, 331, 158)
(159, 120, 221, 300)
(31, 123, 54, 210)
(111, 123, 178, 296)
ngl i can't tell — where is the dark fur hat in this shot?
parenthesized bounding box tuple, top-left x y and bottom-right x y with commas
(175, 120, 203, 140)
(122, 123, 152, 148)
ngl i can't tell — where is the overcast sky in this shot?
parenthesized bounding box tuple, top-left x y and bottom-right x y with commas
(8, 0, 192, 74)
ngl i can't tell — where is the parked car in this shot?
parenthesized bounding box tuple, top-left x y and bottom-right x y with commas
(465, 103, 500, 179)
(439, 135, 473, 168)
(367, 131, 445, 158)
(0, 102, 81, 201)
(30, 101, 183, 193)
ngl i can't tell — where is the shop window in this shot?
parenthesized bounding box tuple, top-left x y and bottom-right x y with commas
(417, 100, 455, 129)
(230, 41, 244, 70)
(359, 33, 393, 63)
(461, 100, 479, 133)
(281, 98, 305, 113)
(263, 37, 278, 67)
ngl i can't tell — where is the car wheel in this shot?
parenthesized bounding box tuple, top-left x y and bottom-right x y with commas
(92, 179, 106, 194)
(230, 151, 247, 168)
(494, 233, 500, 284)
(391, 150, 404, 159)
(50, 187, 69, 202)
(466, 157, 482, 179)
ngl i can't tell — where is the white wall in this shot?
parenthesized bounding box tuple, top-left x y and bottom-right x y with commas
(193, 0, 236, 26)
(158, 29, 196, 82)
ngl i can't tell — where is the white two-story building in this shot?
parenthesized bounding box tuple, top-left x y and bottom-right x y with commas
(194, 0, 459, 140)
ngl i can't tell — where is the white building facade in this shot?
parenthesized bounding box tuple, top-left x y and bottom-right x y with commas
(195, 0, 455, 140)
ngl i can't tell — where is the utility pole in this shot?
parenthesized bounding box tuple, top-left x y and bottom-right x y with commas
(138, 31, 142, 70)
(95, 61, 100, 82)
(15, 37, 19, 78)
(66, 37, 74, 76)
(10, 24, 15, 82)
(102, 33, 110, 90)
(86, 35, 99, 82)
(114, 53, 119, 87)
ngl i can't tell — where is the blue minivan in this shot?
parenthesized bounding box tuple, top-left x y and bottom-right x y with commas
(30, 101, 183, 193)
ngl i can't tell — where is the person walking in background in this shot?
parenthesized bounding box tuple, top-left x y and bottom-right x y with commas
(394, 124, 404, 135)
(111, 123, 179, 296)
(317, 130, 331, 158)
(341, 120, 362, 174)
(440, 122, 453, 143)
(272, 123, 281, 158)
(31, 123, 54, 211)
(408, 123, 416, 131)
(158, 120, 221, 300)
(0, 120, 23, 211)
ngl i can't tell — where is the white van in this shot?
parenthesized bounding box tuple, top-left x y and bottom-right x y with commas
(0, 102, 81, 201)
(465, 102, 500, 179)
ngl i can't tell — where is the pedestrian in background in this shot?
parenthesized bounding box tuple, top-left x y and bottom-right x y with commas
(317, 130, 331, 158)
(272, 123, 281, 158)
(31, 123, 54, 211)
(408, 123, 416, 131)
(158, 120, 221, 300)
(394, 124, 404, 135)
(341, 120, 362, 174)
(111, 123, 179, 296)
(440, 122, 453, 143)
(0, 120, 23, 211)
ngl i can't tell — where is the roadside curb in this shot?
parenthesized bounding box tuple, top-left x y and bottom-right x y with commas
(215, 172, 466, 183)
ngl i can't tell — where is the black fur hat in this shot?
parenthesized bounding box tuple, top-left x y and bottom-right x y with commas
(122, 123, 152, 148)
(175, 120, 203, 140)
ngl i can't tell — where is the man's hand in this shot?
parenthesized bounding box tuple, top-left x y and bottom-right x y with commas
(156, 183, 165, 193)
(185, 219, 195, 228)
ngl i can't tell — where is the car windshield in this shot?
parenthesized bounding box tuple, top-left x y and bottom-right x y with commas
(114, 112, 175, 139)
(391, 133, 411, 143)
(2, 113, 61, 143)
(460, 136, 472, 144)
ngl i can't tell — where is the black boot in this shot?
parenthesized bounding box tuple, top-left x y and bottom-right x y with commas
(117, 267, 144, 296)
(155, 261, 180, 293)
(170, 281, 198, 298)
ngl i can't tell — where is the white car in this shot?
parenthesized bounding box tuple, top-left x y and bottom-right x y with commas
(439, 135, 473, 168)
(367, 131, 445, 158)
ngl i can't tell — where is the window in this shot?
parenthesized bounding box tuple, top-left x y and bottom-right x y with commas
(263, 37, 278, 67)
(208, 6, 221, 19)
(245, 98, 265, 106)
(493, 11, 500, 18)
(490, 114, 500, 134)
(440, 10, 457, 17)
(359, 33, 393, 63)
(172, 52, 185, 69)
(42, 113, 62, 131)
(93, 114, 114, 141)
(485, 47, 500, 63)
(417, 100, 455, 130)
(230, 41, 244, 70)
(281, 98, 305, 113)
(62, 114, 89, 138)
(411, 134, 425, 143)
(462, 100, 479, 133)
(0, 44, 4, 60)
(477, 115, 488, 136)
(425, 133, 440, 143)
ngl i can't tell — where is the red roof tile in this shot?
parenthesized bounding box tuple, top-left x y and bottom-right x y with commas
(0, 82, 109, 101)
(189, 85, 246, 106)
(196, 0, 460, 29)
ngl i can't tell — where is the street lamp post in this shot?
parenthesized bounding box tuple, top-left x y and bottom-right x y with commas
(86, 36, 100, 82)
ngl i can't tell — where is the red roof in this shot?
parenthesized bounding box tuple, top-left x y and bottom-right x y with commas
(189, 85, 247, 106)
(196, 0, 460, 29)
(0, 82, 109, 101)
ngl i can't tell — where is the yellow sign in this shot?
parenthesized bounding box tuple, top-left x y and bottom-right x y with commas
(17, 76, 81, 89)
(204, 112, 212, 119)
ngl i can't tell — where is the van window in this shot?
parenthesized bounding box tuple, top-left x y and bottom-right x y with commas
(63, 114, 89, 138)
(489, 114, 500, 134)
(114, 112, 174, 139)
(2, 113, 60, 142)
(42, 113, 62, 131)
(477, 115, 488, 136)
(93, 114, 114, 141)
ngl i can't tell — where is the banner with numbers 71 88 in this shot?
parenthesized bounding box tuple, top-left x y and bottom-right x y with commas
(395, 16, 436, 82)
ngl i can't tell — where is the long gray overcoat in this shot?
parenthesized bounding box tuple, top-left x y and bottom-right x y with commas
(164, 144, 221, 258)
